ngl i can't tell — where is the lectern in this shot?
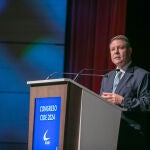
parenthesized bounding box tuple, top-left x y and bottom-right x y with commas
(27, 78, 123, 150)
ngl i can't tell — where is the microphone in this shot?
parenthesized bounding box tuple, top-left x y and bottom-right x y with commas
(45, 68, 108, 80)
(45, 71, 105, 80)
(73, 68, 109, 81)
(45, 72, 77, 80)
(73, 68, 86, 81)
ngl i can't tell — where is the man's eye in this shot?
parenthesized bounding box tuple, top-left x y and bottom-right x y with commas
(119, 46, 126, 50)
(111, 48, 115, 51)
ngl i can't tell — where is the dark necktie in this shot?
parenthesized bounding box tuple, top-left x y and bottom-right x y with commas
(112, 70, 122, 92)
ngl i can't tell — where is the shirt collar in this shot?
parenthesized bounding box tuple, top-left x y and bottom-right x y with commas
(116, 61, 132, 73)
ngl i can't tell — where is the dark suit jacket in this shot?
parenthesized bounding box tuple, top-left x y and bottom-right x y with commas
(100, 64, 150, 149)
(100, 63, 150, 111)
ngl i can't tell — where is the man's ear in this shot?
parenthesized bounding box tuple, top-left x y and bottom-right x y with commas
(129, 48, 132, 55)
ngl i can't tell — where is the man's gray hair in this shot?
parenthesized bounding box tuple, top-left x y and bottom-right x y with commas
(110, 35, 131, 48)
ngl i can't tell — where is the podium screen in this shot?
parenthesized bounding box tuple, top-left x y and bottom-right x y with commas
(33, 97, 61, 150)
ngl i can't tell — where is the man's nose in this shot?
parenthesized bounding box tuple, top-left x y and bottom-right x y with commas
(114, 48, 119, 53)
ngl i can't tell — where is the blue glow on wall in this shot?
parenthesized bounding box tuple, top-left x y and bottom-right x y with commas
(0, 0, 6, 14)
(0, 0, 67, 143)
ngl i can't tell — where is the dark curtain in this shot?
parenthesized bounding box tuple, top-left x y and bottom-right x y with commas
(65, 0, 127, 93)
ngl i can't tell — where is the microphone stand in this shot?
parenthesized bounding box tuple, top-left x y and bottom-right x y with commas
(73, 68, 107, 81)
(46, 72, 104, 80)
(45, 72, 77, 80)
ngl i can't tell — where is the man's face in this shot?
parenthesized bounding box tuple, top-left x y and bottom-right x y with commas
(109, 39, 132, 68)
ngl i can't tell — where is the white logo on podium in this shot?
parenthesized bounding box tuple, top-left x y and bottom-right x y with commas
(43, 129, 50, 145)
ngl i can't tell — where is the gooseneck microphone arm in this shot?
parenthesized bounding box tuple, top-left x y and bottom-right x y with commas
(45, 72, 77, 80)
(46, 72, 104, 80)
(73, 68, 108, 81)
(73, 68, 86, 81)
(45, 68, 109, 80)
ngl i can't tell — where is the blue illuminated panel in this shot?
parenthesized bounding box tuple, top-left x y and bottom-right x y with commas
(33, 97, 61, 150)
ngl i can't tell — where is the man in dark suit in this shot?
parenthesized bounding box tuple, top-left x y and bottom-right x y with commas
(100, 35, 150, 150)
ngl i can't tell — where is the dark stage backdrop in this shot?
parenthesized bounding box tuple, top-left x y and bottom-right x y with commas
(126, 0, 150, 71)
(0, 0, 67, 145)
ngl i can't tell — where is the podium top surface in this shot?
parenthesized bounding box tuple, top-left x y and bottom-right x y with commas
(27, 78, 83, 88)
(27, 78, 72, 85)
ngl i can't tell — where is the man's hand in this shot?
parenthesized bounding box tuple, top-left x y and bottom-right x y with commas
(101, 92, 124, 104)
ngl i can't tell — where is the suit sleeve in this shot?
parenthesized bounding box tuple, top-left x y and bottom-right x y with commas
(120, 72, 150, 111)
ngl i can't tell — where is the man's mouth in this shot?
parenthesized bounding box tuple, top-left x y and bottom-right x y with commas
(114, 56, 120, 59)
